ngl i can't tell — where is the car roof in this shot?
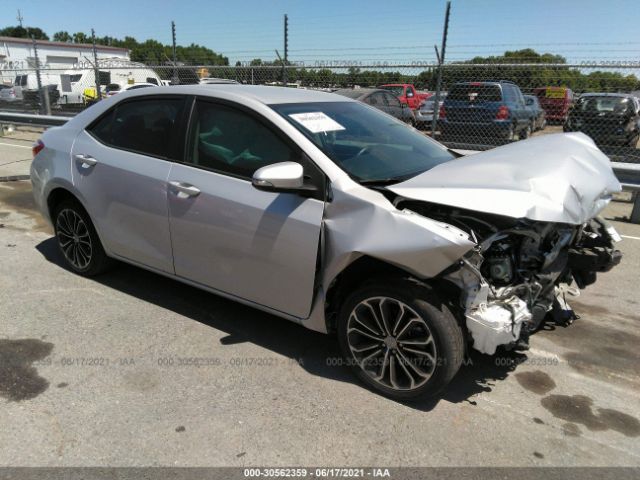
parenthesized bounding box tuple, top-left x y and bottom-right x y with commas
(123, 84, 350, 105)
(579, 92, 633, 98)
(334, 88, 388, 98)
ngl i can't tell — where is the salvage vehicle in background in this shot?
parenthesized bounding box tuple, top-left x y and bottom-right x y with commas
(439, 81, 533, 142)
(31, 85, 622, 399)
(533, 86, 573, 124)
(0, 72, 60, 104)
(380, 83, 430, 110)
(415, 92, 446, 129)
(334, 88, 416, 125)
(524, 94, 546, 130)
(564, 93, 640, 147)
(105, 82, 158, 96)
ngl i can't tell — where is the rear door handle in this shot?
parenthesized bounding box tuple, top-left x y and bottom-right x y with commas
(74, 154, 98, 167)
(169, 181, 201, 198)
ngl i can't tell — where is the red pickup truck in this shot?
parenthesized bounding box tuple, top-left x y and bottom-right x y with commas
(380, 84, 431, 110)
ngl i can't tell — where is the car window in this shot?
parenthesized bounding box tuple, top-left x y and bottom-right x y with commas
(88, 97, 184, 159)
(186, 101, 297, 179)
(448, 84, 502, 102)
(367, 94, 380, 106)
(384, 93, 401, 108)
(371, 93, 388, 106)
(502, 85, 515, 102)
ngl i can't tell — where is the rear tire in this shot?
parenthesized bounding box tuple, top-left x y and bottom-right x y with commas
(520, 122, 532, 140)
(53, 199, 113, 276)
(337, 278, 464, 400)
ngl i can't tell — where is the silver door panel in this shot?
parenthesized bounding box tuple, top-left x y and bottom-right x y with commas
(71, 130, 174, 273)
(168, 164, 324, 318)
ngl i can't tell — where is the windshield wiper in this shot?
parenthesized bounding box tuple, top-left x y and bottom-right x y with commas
(359, 174, 416, 186)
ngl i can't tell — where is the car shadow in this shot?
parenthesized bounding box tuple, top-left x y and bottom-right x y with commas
(36, 237, 527, 412)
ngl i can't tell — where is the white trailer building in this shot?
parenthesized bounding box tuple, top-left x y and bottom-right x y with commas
(0, 36, 130, 84)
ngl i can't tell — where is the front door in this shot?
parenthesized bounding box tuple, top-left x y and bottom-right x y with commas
(167, 99, 325, 318)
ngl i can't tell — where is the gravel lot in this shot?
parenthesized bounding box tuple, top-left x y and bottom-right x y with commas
(0, 155, 639, 467)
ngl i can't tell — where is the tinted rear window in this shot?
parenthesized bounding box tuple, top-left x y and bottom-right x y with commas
(89, 98, 184, 158)
(448, 84, 502, 102)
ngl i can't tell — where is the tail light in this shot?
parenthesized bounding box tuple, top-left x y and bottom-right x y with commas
(439, 105, 446, 119)
(496, 105, 510, 120)
(32, 139, 44, 158)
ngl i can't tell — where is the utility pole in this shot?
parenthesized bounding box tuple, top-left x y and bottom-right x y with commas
(283, 14, 288, 86)
(430, 0, 451, 136)
(31, 36, 49, 114)
(91, 29, 101, 102)
(17, 9, 24, 27)
(171, 21, 179, 84)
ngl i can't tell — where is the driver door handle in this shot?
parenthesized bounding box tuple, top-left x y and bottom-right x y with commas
(169, 181, 201, 198)
(74, 154, 98, 167)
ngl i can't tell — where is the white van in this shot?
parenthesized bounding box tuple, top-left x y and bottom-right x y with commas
(59, 65, 162, 104)
(0, 73, 60, 103)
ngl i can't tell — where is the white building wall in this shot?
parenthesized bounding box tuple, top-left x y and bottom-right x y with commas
(0, 37, 130, 84)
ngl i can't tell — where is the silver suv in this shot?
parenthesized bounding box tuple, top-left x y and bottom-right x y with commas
(31, 85, 622, 399)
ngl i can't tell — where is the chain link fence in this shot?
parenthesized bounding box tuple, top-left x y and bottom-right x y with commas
(2, 59, 640, 161)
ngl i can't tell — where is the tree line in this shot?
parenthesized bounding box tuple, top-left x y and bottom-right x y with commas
(0, 25, 229, 66)
(1, 24, 638, 93)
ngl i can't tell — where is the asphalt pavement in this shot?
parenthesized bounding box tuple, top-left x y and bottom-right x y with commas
(0, 141, 639, 468)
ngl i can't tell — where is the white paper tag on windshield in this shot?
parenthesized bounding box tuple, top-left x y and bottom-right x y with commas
(288, 112, 345, 133)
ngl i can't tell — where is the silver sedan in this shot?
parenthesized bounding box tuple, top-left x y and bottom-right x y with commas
(31, 85, 622, 399)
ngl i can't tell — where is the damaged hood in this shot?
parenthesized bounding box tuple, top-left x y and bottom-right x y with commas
(388, 133, 621, 225)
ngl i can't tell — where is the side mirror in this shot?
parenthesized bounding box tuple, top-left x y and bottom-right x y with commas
(252, 161, 310, 193)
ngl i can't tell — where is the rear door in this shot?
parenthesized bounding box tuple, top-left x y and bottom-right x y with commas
(167, 98, 326, 318)
(71, 95, 187, 272)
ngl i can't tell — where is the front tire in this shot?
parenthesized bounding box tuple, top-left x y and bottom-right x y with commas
(53, 199, 112, 276)
(337, 278, 464, 399)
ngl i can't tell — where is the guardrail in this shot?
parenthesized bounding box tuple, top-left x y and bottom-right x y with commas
(1, 111, 639, 223)
(0, 111, 70, 128)
(611, 163, 640, 223)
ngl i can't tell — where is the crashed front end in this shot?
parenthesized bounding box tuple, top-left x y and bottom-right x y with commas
(387, 133, 623, 354)
(406, 203, 622, 354)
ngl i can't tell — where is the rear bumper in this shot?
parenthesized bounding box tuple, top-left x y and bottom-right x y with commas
(564, 126, 637, 145)
(415, 110, 435, 123)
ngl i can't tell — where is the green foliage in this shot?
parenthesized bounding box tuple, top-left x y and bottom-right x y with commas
(21, 29, 229, 66)
(52, 31, 72, 42)
(0, 25, 49, 40)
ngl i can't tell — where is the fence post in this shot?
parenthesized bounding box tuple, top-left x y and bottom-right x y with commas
(91, 29, 101, 101)
(283, 14, 288, 86)
(430, 1, 451, 136)
(171, 21, 179, 85)
(31, 36, 47, 114)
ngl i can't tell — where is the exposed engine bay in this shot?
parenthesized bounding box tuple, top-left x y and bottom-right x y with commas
(397, 200, 623, 354)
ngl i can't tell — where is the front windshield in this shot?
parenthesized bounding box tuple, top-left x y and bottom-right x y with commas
(271, 101, 454, 183)
(578, 96, 632, 114)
